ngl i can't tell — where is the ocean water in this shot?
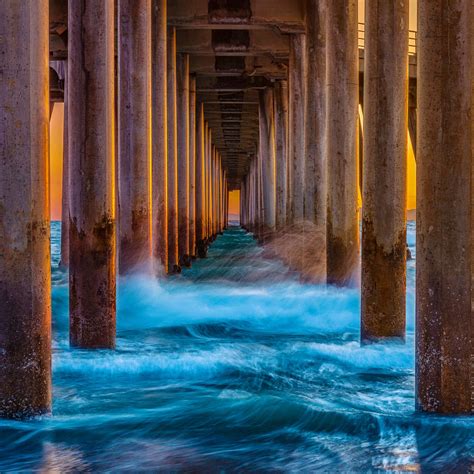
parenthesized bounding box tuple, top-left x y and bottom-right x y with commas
(1, 221, 473, 472)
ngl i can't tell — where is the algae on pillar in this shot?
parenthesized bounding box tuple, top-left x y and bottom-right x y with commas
(68, 0, 116, 348)
(361, 0, 408, 343)
(326, 0, 359, 286)
(152, 0, 168, 274)
(0, 0, 51, 418)
(417, 0, 473, 414)
(118, 0, 152, 274)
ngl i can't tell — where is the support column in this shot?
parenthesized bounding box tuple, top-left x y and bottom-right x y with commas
(0, 0, 51, 418)
(304, 0, 327, 280)
(361, 1, 408, 343)
(60, 65, 70, 269)
(177, 53, 190, 267)
(152, 0, 168, 274)
(195, 104, 207, 257)
(274, 80, 288, 231)
(189, 75, 197, 258)
(326, 0, 359, 286)
(288, 34, 305, 226)
(259, 88, 276, 239)
(118, 0, 152, 274)
(167, 27, 179, 273)
(69, 0, 116, 348)
(417, 0, 473, 413)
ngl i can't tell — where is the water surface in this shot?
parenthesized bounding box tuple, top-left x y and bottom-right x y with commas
(1, 222, 473, 472)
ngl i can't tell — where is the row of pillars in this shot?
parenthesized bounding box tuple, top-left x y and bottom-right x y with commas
(0, 0, 227, 418)
(240, 0, 473, 414)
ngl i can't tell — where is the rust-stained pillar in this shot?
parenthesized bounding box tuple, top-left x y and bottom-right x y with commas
(288, 34, 305, 226)
(176, 53, 190, 266)
(259, 88, 276, 238)
(326, 0, 359, 286)
(118, 0, 152, 274)
(68, 0, 116, 348)
(274, 80, 288, 231)
(195, 104, 207, 257)
(417, 0, 473, 413)
(304, 0, 327, 277)
(151, 0, 168, 274)
(204, 122, 210, 241)
(189, 75, 197, 257)
(60, 65, 70, 269)
(0, 0, 51, 418)
(167, 26, 179, 273)
(361, 1, 408, 343)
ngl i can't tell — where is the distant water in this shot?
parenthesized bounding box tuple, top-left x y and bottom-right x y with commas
(1, 221, 473, 472)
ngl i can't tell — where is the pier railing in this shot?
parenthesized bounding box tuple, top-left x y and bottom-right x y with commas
(358, 23, 417, 56)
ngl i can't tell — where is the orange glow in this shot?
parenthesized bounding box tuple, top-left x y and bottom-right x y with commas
(228, 190, 240, 218)
(50, 103, 64, 221)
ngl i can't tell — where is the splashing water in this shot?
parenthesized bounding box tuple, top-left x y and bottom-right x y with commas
(1, 221, 473, 472)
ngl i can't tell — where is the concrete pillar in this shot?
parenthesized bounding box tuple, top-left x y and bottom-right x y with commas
(204, 122, 210, 241)
(60, 66, 70, 269)
(208, 132, 213, 239)
(304, 0, 327, 271)
(361, 1, 408, 343)
(0, 0, 51, 418)
(274, 80, 288, 231)
(417, 0, 473, 413)
(189, 75, 197, 257)
(177, 53, 190, 266)
(167, 27, 179, 273)
(195, 104, 207, 256)
(259, 88, 276, 238)
(151, 0, 168, 274)
(118, 0, 152, 274)
(288, 34, 305, 226)
(326, 0, 359, 286)
(68, 0, 116, 348)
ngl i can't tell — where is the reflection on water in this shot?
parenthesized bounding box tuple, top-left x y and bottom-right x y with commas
(1, 222, 473, 472)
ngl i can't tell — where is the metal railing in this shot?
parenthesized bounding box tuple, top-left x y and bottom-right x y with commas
(358, 23, 417, 56)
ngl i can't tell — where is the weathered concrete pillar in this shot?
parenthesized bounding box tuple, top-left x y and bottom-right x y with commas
(189, 75, 197, 257)
(0, 0, 51, 418)
(167, 26, 180, 273)
(177, 53, 190, 266)
(288, 34, 305, 226)
(417, 0, 473, 413)
(118, 0, 152, 274)
(68, 0, 116, 348)
(259, 88, 276, 238)
(207, 132, 213, 239)
(326, 0, 359, 286)
(204, 122, 210, 241)
(274, 80, 288, 231)
(60, 65, 70, 269)
(195, 104, 207, 257)
(152, 0, 168, 274)
(361, 1, 408, 343)
(304, 0, 327, 277)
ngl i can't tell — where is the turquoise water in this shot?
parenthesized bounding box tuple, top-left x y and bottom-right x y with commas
(1, 222, 473, 471)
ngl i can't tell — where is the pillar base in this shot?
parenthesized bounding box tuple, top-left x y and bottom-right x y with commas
(179, 254, 192, 268)
(197, 239, 208, 258)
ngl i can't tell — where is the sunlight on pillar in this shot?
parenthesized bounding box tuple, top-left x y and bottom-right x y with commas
(357, 104, 416, 213)
(50, 103, 64, 221)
